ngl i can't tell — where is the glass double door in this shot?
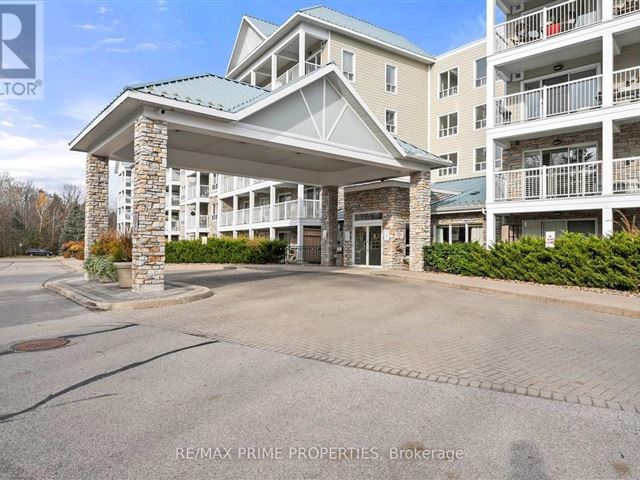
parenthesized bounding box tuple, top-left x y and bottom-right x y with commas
(353, 224, 382, 267)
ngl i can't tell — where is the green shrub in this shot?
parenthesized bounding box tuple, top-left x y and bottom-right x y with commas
(423, 232, 640, 291)
(84, 254, 116, 282)
(166, 238, 287, 264)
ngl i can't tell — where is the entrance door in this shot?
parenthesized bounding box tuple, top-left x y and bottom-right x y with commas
(353, 224, 382, 267)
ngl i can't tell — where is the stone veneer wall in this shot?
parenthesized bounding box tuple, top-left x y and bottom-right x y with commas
(502, 129, 602, 171)
(409, 171, 432, 272)
(613, 122, 640, 159)
(320, 186, 338, 266)
(84, 154, 109, 262)
(131, 116, 167, 293)
(343, 186, 409, 270)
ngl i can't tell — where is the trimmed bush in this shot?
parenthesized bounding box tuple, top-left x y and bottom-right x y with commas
(166, 238, 287, 264)
(424, 232, 640, 291)
(84, 254, 116, 282)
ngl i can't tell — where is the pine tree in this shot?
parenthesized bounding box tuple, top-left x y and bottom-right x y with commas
(59, 203, 85, 245)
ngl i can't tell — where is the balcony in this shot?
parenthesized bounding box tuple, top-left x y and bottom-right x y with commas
(167, 220, 179, 232)
(495, 0, 601, 52)
(251, 205, 271, 223)
(495, 75, 602, 126)
(614, 0, 640, 16)
(186, 215, 209, 229)
(236, 208, 251, 225)
(185, 185, 210, 200)
(494, 161, 602, 201)
(613, 157, 640, 193)
(613, 66, 640, 104)
(272, 62, 321, 90)
(219, 211, 234, 227)
(303, 200, 321, 219)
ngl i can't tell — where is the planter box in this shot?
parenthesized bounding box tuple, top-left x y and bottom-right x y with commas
(114, 262, 132, 289)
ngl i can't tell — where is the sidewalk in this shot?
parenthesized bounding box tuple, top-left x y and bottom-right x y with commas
(345, 268, 640, 319)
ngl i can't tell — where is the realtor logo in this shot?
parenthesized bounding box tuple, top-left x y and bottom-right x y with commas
(0, 1, 43, 98)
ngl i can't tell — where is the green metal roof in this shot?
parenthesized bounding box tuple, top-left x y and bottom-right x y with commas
(246, 15, 279, 37)
(128, 73, 270, 112)
(299, 6, 432, 59)
(432, 176, 486, 211)
(395, 138, 443, 163)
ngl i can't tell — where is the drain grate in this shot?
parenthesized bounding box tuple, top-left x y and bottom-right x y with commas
(13, 338, 70, 352)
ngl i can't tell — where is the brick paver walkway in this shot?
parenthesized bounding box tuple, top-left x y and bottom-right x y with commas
(113, 268, 640, 412)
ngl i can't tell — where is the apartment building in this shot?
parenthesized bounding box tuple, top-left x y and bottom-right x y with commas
(115, 164, 217, 242)
(485, 0, 640, 243)
(112, 3, 640, 272)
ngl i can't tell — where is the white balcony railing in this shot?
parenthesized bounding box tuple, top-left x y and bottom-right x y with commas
(251, 205, 271, 223)
(495, 75, 602, 126)
(495, 0, 601, 52)
(273, 200, 298, 221)
(236, 208, 251, 225)
(303, 200, 321, 219)
(167, 220, 179, 231)
(200, 185, 210, 197)
(219, 211, 234, 227)
(494, 161, 602, 201)
(614, 0, 640, 16)
(275, 64, 300, 89)
(305, 62, 321, 74)
(613, 157, 640, 194)
(613, 66, 640, 104)
(199, 215, 209, 229)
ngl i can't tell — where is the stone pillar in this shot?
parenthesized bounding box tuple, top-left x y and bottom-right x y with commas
(84, 154, 109, 270)
(131, 115, 167, 293)
(409, 170, 431, 272)
(321, 186, 338, 266)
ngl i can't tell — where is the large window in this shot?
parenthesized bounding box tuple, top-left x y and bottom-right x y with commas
(475, 57, 487, 87)
(523, 144, 597, 168)
(474, 147, 487, 172)
(385, 109, 397, 134)
(385, 64, 397, 93)
(342, 50, 355, 82)
(523, 219, 596, 238)
(438, 113, 458, 137)
(435, 224, 484, 244)
(438, 152, 458, 177)
(439, 68, 458, 98)
(475, 104, 486, 129)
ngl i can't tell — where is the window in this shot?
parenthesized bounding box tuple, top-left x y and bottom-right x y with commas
(439, 68, 458, 98)
(475, 57, 487, 87)
(404, 223, 410, 256)
(438, 152, 458, 176)
(342, 50, 355, 81)
(475, 104, 487, 129)
(523, 145, 597, 168)
(523, 219, 596, 238)
(435, 224, 484, 244)
(474, 147, 487, 172)
(385, 64, 397, 93)
(278, 193, 292, 203)
(385, 109, 397, 134)
(438, 113, 458, 137)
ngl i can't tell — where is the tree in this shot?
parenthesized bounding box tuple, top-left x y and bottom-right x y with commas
(59, 202, 85, 245)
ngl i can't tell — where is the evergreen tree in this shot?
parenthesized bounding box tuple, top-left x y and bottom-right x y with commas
(59, 203, 85, 245)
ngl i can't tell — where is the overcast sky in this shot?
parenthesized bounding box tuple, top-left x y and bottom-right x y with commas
(0, 0, 487, 196)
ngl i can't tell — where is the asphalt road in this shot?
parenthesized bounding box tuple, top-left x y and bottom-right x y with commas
(0, 259, 638, 479)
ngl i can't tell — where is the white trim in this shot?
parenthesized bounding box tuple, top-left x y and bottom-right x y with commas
(384, 63, 398, 95)
(474, 103, 487, 130)
(474, 146, 487, 172)
(299, 89, 322, 139)
(385, 108, 398, 135)
(438, 66, 460, 99)
(474, 56, 487, 89)
(435, 38, 485, 60)
(341, 48, 356, 83)
(226, 16, 268, 76)
(327, 103, 349, 140)
(438, 111, 459, 138)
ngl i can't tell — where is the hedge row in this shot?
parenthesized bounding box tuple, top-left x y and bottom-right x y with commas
(423, 232, 640, 291)
(166, 238, 287, 264)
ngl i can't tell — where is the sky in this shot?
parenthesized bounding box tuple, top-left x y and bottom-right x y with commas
(0, 0, 487, 195)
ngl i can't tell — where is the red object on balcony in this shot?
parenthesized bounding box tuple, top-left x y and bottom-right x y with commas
(546, 23, 561, 36)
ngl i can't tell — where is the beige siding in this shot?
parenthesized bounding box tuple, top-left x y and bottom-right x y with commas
(328, 32, 429, 149)
(429, 40, 491, 181)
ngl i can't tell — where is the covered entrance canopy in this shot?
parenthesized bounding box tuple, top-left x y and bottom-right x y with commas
(71, 64, 447, 292)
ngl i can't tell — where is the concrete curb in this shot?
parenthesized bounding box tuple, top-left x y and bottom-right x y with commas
(346, 270, 640, 320)
(44, 278, 213, 311)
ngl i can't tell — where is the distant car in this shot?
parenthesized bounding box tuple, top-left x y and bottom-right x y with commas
(26, 248, 53, 257)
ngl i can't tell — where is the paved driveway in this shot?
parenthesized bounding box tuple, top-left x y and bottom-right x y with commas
(118, 267, 640, 413)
